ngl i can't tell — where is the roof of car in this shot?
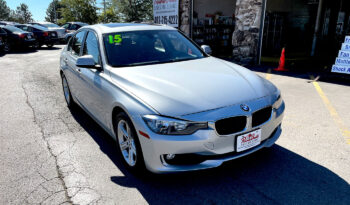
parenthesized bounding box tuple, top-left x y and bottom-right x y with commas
(67, 22, 88, 25)
(83, 23, 176, 33)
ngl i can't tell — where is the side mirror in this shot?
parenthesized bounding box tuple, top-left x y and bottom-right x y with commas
(201, 45, 212, 55)
(76, 55, 99, 69)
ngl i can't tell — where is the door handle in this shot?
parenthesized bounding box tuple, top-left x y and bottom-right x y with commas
(76, 68, 81, 73)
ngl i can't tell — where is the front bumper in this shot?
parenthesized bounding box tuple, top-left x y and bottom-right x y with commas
(135, 99, 285, 174)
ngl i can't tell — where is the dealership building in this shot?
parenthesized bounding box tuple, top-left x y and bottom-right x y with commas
(172, 0, 350, 69)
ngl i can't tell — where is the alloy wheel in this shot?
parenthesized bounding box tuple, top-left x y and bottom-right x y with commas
(117, 119, 137, 167)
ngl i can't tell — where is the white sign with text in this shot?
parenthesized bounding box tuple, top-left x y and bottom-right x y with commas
(332, 36, 350, 74)
(153, 0, 179, 27)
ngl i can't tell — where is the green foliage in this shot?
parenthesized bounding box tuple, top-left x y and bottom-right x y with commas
(0, 0, 11, 20)
(114, 0, 153, 22)
(13, 3, 33, 23)
(59, 0, 98, 24)
(99, 8, 120, 23)
(45, 0, 64, 23)
(99, 0, 120, 23)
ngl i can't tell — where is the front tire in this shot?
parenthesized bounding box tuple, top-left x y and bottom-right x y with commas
(114, 112, 146, 173)
(47, 43, 54, 48)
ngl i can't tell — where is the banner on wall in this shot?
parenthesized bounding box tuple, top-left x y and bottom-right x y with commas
(153, 0, 179, 27)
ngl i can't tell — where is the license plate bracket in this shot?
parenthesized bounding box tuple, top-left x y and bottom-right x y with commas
(236, 129, 262, 152)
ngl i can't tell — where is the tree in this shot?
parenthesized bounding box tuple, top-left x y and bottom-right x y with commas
(45, 0, 64, 23)
(98, 0, 119, 23)
(115, 0, 153, 22)
(0, 0, 11, 20)
(59, 0, 98, 24)
(14, 3, 33, 23)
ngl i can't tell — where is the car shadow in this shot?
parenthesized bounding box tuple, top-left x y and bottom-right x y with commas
(38, 46, 61, 50)
(69, 106, 350, 205)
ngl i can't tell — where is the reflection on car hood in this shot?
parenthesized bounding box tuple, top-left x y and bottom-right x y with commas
(109, 57, 277, 116)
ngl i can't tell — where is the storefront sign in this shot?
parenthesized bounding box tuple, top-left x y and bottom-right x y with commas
(332, 36, 350, 74)
(153, 0, 179, 27)
(341, 43, 350, 51)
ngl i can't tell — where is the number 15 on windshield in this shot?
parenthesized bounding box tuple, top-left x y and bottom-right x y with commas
(109, 35, 122, 44)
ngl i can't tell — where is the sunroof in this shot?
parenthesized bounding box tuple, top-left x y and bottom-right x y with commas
(103, 23, 146, 28)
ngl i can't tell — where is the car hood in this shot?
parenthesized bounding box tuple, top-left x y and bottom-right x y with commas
(109, 57, 277, 116)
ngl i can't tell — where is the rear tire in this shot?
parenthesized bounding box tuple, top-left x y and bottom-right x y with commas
(114, 112, 146, 174)
(61, 73, 76, 109)
(34, 41, 41, 49)
(3, 41, 10, 52)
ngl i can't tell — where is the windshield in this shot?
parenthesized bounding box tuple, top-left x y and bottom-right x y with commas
(4, 25, 25, 33)
(103, 30, 206, 67)
(42, 23, 60, 28)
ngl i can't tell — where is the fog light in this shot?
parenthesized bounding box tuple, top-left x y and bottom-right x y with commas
(166, 154, 175, 160)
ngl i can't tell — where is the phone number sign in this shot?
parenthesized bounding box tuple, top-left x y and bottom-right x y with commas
(153, 0, 179, 27)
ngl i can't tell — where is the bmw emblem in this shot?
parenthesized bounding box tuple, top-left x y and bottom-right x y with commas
(240, 104, 250, 112)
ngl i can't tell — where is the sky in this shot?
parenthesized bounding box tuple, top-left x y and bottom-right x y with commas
(6, 0, 104, 22)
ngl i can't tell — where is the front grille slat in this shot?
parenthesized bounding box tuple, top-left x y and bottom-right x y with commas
(252, 106, 272, 127)
(215, 116, 246, 135)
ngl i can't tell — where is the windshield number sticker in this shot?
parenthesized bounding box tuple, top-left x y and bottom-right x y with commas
(109, 34, 122, 44)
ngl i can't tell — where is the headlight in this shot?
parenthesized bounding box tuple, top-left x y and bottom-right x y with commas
(273, 90, 283, 109)
(142, 115, 208, 135)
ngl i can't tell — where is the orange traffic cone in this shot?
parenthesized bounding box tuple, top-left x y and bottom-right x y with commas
(274, 48, 288, 71)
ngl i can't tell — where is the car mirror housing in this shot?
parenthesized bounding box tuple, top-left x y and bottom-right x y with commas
(76, 55, 97, 69)
(201, 45, 212, 55)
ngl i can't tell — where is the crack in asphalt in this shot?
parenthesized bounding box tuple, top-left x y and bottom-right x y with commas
(21, 83, 73, 205)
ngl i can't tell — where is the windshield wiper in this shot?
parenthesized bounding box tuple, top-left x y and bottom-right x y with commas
(123, 61, 161, 67)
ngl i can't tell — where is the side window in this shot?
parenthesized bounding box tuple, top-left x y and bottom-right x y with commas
(71, 24, 78, 30)
(62, 23, 69, 29)
(71, 31, 86, 56)
(82, 31, 100, 65)
(0, 28, 5, 34)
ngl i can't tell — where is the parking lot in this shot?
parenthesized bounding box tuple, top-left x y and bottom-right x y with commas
(0, 46, 349, 204)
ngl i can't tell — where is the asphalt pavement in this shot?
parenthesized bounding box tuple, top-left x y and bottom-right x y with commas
(0, 46, 349, 205)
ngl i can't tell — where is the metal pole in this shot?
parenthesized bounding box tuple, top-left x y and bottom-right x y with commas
(311, 0, 324, 57)
(190, 0, 193, 38)
(54, 0, 57, 23)
(258, 0, 267, 65)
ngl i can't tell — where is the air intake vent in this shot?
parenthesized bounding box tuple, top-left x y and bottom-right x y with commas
(252, 106, 272, 127)
(215, 116, 246, 135)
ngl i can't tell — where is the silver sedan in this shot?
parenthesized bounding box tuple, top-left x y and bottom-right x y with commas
(60, 23, 285, 173)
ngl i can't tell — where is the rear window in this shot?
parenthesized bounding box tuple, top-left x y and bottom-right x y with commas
(4, 26, 24, 33)
(32, 25, 48, 31)
(42, 23, 60, 28)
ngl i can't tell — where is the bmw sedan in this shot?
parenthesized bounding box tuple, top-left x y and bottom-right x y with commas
(60, 23, 285, 174)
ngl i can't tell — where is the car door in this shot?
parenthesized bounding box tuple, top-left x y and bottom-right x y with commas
(64, 30, 87, 104)
(77, 30, 111, 125)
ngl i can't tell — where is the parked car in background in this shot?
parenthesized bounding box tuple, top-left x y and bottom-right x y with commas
(15, 24, 58, 48)
(62, 22, 88, 43)
(0, 21, 18, 26)
(29, 22, 66, 42)
(0, 27, 7, 52)
(0, 25, 35, 52)
(60, 23, 285, 174)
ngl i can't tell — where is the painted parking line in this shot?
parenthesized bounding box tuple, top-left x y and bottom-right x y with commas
(310, 75, 350, 145)
(266, 68, 272, 80)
